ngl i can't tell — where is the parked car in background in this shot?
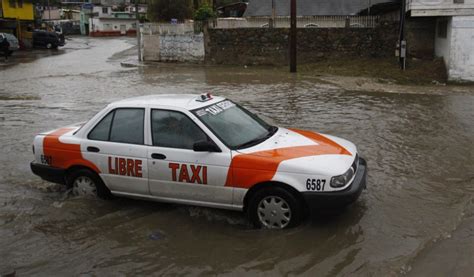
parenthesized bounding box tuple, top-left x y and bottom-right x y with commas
(0, 33, 20, 54)
(33, 30, 65, 49)
(53, 25, 66, 45)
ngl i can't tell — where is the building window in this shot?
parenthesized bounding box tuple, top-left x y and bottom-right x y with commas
(9, 0, 16, 8)
(453, 0, 464, 3)
(18, 0, 23, 7)
(437, 19, 448, 38)
(102, 7, 108, 14)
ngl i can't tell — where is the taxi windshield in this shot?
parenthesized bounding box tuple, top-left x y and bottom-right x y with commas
(192, 100, 277, 150)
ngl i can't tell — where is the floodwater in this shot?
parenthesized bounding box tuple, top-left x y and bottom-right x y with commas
(1, 37, 473, 276)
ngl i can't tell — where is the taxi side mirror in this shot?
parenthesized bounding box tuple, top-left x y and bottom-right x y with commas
(193, 140, 221, 152)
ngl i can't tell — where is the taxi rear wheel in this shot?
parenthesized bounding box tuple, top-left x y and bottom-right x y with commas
(248, 187, 303, 229)
(67, 168, 111, 199)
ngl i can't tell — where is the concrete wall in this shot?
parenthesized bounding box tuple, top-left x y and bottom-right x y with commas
(206, 23, 399, 65)
(143, 33, 205, 62)
(42, 9, 61, 20)
(409, 0, 474, 16)
(89, 18, 136, 36)
(93, 6, 112, 17)
(448, 16, 474, 81)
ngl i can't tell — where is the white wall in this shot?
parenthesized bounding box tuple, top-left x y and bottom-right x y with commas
(93, 6, 112, 18)
(89, 18, 136, 33)
(448, 15, 474, 81)
(42, 9, 61, 20)
(409, 0, 474, 16)
(158, 33, 205, 62)
(142, 24, 205, 62)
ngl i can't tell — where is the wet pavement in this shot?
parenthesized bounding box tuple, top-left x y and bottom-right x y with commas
(1, 37, 473, 276)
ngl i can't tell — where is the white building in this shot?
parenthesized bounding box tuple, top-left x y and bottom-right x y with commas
(408, 0, 474, 82)
(89, 5, 137, 36)
(125, 4, 147, 14)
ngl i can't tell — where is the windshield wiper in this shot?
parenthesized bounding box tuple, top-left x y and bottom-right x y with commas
(236, 126, 278, 149)
(267, 125, 278, 135)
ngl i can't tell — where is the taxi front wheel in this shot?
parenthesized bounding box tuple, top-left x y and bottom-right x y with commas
(67, 168, 112, 199)
(248, 187, 304, 229)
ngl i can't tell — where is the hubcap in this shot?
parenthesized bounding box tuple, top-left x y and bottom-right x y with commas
(257, 196, 291, 229)
(72, 176, 97, 197)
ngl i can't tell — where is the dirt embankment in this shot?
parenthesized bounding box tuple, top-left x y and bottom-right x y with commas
(298, 57, 474, 94)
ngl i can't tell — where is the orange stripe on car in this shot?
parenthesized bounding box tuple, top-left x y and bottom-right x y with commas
(43, 127, 101, 173)
(225, 129, 350, 189)
(289, 128, 351, 155)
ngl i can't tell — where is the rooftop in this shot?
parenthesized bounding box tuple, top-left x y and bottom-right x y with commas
(110, 94, 226, 110)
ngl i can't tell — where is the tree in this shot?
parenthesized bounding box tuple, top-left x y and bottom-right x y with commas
(147, 0, 193, 22)
(193, 3, 216, 21)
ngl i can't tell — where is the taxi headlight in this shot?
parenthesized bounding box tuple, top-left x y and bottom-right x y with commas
(330, 167, 355, 188)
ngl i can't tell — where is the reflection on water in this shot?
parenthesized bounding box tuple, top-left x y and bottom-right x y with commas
(0, 37, 473, 275)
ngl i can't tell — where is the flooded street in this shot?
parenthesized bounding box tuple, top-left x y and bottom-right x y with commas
(1, 37, 473, 276)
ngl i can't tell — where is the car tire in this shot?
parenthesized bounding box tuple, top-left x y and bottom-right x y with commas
(67, 168, 112, 199)
(46, 43, 52, 49)
(248, 187, 304, 229)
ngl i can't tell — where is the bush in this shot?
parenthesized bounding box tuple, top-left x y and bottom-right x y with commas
(148, 0, 193, 22)
(193, 4, 216, 21)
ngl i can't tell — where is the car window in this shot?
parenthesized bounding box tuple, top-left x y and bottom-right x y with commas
(88, 108, 144, 144)
(88, 111, 114, 141)
(151, 110, 208, 150)
(192, 100, 271, 149)
(110, 109, 144, 144)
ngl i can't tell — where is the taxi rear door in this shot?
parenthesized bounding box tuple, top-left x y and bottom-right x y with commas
(83, 108, 149, 195)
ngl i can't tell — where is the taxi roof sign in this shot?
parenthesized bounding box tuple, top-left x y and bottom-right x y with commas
(197, 93, 213, 102)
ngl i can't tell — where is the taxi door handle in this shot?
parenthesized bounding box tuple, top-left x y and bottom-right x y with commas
(151, 153, 166, 160)
(87, 146, 100, 153)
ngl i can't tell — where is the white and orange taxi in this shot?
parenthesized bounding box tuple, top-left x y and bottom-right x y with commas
(31, 94, 367, 229)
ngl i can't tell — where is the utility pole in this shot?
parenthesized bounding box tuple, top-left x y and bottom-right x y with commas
(270, 0, 275, 28)
(47, 0, 51, 21)
(135, 0, 141, 61)
(289, 0, 297, 73)
(399, 0, 406, 70)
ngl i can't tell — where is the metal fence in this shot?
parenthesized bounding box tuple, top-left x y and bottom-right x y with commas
(142, 16, 382, 35)
(210, 16, 381, 29)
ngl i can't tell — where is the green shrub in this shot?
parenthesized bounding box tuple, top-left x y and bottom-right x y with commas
(193, 4, 216, 21)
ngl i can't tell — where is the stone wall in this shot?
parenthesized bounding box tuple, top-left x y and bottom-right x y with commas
(207, 22, 400, 65)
